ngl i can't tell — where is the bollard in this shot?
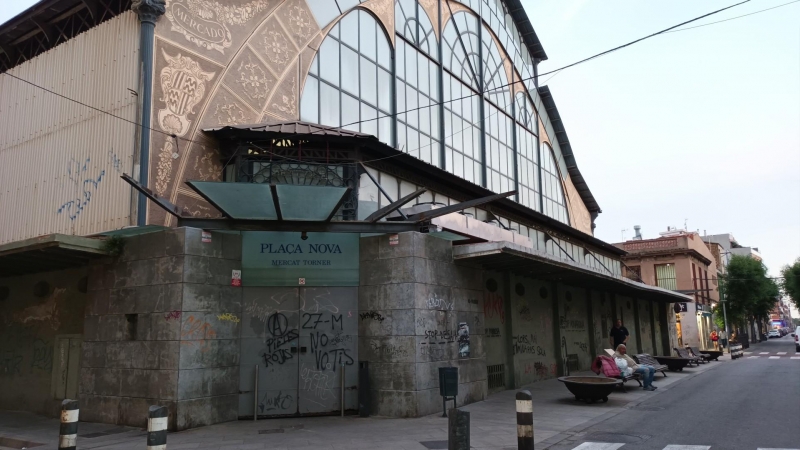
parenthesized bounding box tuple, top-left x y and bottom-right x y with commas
(516, 390, 534, 450)
(59, 399, 79, 450)
(147, 405, 169, 450)
(254, 364, 259, 421)
(447, 408, 469, 450)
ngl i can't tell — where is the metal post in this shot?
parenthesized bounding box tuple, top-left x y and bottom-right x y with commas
(341, 362, 346, 417)
(254, 364, 259, 421)
(448, 408, 470, 450)
(722, 300, 731, 355)
(516, 390, 534, 450)
(58, 399, 79, 450)
(147, 405, 168, 450)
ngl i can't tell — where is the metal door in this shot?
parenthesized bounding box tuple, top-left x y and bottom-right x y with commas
(239, 286, 358, 418)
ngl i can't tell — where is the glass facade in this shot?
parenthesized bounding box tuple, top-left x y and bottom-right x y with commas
(301, 0, 573, 225)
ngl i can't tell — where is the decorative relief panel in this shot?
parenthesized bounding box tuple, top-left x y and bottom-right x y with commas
(157, 49, 217, 137)
(200, 85, 258, 130)
(255, 17, 299, 77)
(163, 0, 279, 55)
(442, 0, 471, 27)
(360, 0, 394, 45)
(277, 0, 320, 49)
(221, 46, 276, 112)
(418, 0, 440, 37)
(265, 69, 298, 120)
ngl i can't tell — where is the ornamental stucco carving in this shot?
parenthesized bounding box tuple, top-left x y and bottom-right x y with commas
(132, 0, 167, 23)
(157, 50, 216, 137)
(164, 0, 276, 53)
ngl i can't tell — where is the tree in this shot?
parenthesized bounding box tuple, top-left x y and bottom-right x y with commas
(721, 255, 779, 330)
(781, 259, 800, 313)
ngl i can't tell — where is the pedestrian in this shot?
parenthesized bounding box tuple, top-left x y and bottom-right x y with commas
(614, 344, 657, 391)
(609, 319, 629, 350)
(719, 329, 728, 349)
(710, 330, 719, 350)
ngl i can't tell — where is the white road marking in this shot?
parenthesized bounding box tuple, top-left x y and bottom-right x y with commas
(791, 357, 800, 360)
(744, 351, 752, 355)
(756, 448, 800, 450)
(748, 356, 760, 359)
(768, 356, 780, 359)
(759, 352, 770, 354)
(571, 443, 626, 450)
(662, 446, 711, 450)
(777, 352, 787, 355)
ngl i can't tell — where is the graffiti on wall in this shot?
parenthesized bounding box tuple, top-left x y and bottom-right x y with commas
(484, 293, 505, 324)
(12, 288, 65, 330)
(427, 294, 453, 311)
(259, 390, 293, 413)
(57, 158, 106, 221)
(457, 322, 470, 357)
(512, 334, 546, 356)
(30, 339, 53, 372)
(0, 351, 22, 376)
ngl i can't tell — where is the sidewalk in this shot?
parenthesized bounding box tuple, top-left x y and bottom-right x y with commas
(0, 359, 725, 450)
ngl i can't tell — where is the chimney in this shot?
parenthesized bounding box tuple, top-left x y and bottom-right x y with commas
(633, 225, 642, 240)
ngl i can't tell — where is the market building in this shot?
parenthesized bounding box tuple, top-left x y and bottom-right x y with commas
(0, 0, 689, 431)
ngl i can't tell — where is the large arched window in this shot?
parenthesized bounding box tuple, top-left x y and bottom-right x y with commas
(482, 26, 513, 194)
(515, 92, 539, 211)
(395, 0, 440, 166)
(442, 11, 482, 185)
(541, 143, 569, 224)
(300, 10, 393, 146)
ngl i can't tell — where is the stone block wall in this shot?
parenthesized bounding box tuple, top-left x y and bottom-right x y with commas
(358, 232, 486, 417)
(81, 228, 242, 430)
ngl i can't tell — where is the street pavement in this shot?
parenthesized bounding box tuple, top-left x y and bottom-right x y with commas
(0, 338, 797, 450)
(547, 335, 800, 450)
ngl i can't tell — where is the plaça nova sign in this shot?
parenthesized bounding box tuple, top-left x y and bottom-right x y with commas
(242, 232, 359, 286)
(260, 243, 343, 254)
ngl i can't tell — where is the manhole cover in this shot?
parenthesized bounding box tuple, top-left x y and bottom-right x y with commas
(420, 440, 448, 449)
(631, 405, 665, 411)
(583, 432, 651, 443)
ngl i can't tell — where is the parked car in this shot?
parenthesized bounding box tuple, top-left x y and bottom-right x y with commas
(795, 326, 800, 352)
(779, 328, 787, 336)
(768, 329, 780, 338)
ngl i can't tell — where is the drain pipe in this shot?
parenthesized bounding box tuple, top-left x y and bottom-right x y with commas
(131, 0, 166, 226)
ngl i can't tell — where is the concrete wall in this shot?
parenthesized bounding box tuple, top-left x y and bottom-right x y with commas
(558, 285, 592, 371)
(0, 268, 88, 417)
(591, 291, 614, 356)
(510, 276, 556, 387)
(652, 301, 663, 356)
(359, 232, 486, 417)
(81, 228, 242, 430)
(616, 295, 639, 353)
(637, 299, 654, 355)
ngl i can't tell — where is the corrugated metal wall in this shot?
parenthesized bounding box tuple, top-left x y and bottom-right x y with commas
(0, 11, 139, 244)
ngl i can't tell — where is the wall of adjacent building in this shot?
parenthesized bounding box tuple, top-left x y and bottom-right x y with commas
(0, 268, 88, 417)
(0, 11, 140, 244)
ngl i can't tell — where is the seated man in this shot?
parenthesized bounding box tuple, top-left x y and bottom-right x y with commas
(614, 344, 657, 391)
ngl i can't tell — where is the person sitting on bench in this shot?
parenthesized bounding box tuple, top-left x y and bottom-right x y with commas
(614, 344, 657, 391)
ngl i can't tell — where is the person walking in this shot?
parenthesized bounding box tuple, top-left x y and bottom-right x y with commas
(719, 329, 728, 349)
(609, 319, 629, 350)
(710, 329, 719, 350)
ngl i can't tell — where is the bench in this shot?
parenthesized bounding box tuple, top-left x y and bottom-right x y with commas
(634, 354, 669, 377)
(674, 347, 702, 366)
(689, 346, 713, 362)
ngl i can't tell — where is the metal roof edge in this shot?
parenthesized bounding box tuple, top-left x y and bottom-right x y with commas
(453, 241, 692, 302)
(0, 233, 107, 257)
(504, 0, 548, 61)
(537, 85, 601, 214)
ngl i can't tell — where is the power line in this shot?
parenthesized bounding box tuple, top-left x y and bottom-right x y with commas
(1, 0, 753, 154)
(665, 0, 800, 34)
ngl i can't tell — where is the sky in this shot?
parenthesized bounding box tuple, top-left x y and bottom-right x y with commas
(1, 1, 798, 297)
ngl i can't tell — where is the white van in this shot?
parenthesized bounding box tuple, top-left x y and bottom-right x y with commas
(795, 326, 800, 352)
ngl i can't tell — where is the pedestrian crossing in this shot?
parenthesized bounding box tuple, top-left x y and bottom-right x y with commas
(569, 443, 799, 450)
(742, 351, 800, 360)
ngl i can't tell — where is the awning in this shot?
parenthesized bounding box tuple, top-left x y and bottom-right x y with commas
(453, 241, 692, 303)
(0, 234, 108, 277)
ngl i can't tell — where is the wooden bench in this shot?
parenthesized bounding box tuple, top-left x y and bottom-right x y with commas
(675, 347, 702, 366)
(689, 346, 713, 363)
(634, 354, 669, 377)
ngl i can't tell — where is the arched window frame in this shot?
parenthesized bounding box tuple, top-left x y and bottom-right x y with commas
(300, 9, 395, 146)
(395, 0, 442, 167)
(540, 141, 570, 225)
(514, 91, 539, 212)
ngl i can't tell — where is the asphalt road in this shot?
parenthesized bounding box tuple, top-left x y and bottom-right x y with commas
(549, 335, 800, 450)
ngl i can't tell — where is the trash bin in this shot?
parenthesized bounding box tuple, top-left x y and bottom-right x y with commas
(438, 367, 458, 417)
(358, 361, 370, 417)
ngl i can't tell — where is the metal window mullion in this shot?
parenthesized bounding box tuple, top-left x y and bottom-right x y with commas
(437, 0, 446, 169)
(477, 22, 486, 188)
(511, 69, 519, 202)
